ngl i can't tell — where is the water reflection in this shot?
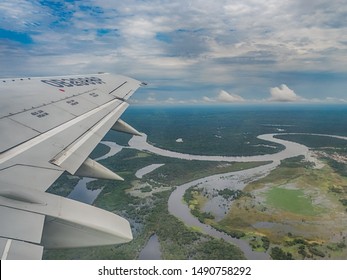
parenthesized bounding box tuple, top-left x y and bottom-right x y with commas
(68, 141, 123, 204)
(138, 234, 162, 260)
(68, 177, 100, 204)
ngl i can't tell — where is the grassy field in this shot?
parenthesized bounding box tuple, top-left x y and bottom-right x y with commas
(265, 186, 321, 216)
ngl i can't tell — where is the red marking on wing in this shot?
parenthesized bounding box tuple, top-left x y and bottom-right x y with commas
(59, 89, 65, 92)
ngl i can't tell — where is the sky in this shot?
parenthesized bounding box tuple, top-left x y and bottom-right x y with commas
(0, 0, 347, 105)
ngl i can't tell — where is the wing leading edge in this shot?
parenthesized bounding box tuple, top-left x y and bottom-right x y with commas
(0, 73, 144, 259)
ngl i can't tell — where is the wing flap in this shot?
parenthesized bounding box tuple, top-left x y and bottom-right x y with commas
(0, 206, 45, 243)
(0, 165, 62, 193)
(0, 185, 132, 249)
(51, 100, 128, 175)
(42, 196, 133, 248)
(0, 238, 43, 260)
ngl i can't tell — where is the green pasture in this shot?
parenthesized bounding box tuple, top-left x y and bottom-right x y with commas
(266, 186, 320, 216)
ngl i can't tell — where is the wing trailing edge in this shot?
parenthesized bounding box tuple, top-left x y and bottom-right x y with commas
(1, 184, 132, 251)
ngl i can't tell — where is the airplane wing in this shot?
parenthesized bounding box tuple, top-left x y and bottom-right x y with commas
(0, 73, 144, 259)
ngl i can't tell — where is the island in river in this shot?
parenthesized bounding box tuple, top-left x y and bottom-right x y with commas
(44, 105, 347, 260)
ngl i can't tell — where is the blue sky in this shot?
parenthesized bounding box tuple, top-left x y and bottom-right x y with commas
(0, 0, 346, 104)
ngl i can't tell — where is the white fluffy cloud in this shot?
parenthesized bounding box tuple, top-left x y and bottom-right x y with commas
(269, 84, 301, 102)
(203, 90, 244, 103)
(217, 90, 244, 102)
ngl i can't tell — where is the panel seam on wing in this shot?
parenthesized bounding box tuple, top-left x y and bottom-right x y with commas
(0, 99, 121, 165)
(50, 102, 128, 174)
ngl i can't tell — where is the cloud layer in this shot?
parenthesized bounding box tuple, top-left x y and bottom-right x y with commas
(0, 0, 346, 104)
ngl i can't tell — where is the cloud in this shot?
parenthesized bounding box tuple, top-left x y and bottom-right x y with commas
(203, 96, 215, 102)
(167, 97, 175, 102)
(268, 84, 301, 102)
(202, 90, 244, 103)
(147, 96, 156, 102)
(325, 97, 347, 103)
(217, 90, 244, 102)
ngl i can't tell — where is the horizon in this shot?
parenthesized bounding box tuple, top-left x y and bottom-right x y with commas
(127, 102, 347, 108)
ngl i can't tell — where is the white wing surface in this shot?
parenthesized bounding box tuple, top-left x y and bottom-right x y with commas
(0, 73, 144, 259)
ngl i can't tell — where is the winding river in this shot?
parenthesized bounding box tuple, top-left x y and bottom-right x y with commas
(71, 132, 347, 259)
(128, 133, 306, 259)
(128, 133, 312, 163)
(127, 133, 346, 259)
